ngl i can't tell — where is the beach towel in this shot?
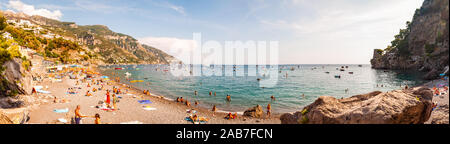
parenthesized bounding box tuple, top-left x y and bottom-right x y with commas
(53, 108, 69, 113)
(184, 117, 207, 124)
(58, 118, 68, 123)
(143, 106, 157, 111)
(37, 89, 51, 94)
(138, 100, 152, 104)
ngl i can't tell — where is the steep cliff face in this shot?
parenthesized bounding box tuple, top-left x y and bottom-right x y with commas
(0, 58, 32, 97)
(371, 0, 449, 79)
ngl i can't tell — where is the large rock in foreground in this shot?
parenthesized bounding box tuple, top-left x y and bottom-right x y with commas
(243, 105, 263, 118)
(281, 88, 434, 124)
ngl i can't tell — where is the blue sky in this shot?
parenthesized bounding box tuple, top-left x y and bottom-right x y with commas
(1, 0, 424, 64)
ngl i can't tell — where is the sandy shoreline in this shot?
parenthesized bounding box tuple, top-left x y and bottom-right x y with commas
(25, 59, 280, 124)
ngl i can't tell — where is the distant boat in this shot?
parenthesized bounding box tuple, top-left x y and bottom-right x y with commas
(325, 72, 330, 74)
(348, 72, 354, 74)
(340, 68, 345, 71)
(358, 65, 363, 67)
(335, 75, 341, 78)
(125, 72, 131, 76)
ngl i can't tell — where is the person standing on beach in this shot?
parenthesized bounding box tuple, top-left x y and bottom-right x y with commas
(106, 91, 111, 108)
(267, 104, 272, 118)
(271, 95, 276, 101)
(212, 105, 217, 116)
(226, 95, 231, 102)
(112, 94, 118, 110)
(214, 92, 216, 96)
(75, 105, 89, 124)
(302, 93, 305, 98)
(209, 91, 212, 96)
(194, 91, 198, 96)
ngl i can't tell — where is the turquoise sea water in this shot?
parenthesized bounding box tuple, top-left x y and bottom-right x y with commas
(98, 64, 426, 113)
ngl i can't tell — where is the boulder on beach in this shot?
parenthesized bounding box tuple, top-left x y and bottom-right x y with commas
(243, 105, 263, 118)
(0, 110, 13, 124)
(281, 88, 434, 124)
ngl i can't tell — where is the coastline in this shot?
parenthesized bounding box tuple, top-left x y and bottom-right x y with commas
(22, 59, 280, 124)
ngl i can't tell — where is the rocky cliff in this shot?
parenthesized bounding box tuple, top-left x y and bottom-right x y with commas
(2, 11, 175, 65)
(280, 87, 434, 124)
(0, 58, 32, 97)
(371, 0, 449, 80)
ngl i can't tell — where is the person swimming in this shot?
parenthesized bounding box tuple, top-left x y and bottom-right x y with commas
(302, 93, 305, 98)
(271, 95, 276, 101)
(214, 92, 216, 96)
(194, 91, 198, 96)
(209, 91, 212, 96)
(195, 101, 199, 106)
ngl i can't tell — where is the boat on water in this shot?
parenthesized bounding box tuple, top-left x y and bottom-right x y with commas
(340, 68, 345, 71)
(334, 75, 341, 78)
(358, 65, 363, 67)
(348, 72, 354, 74)
(125, 72, 132, 76)
(325, 72, 330, 74)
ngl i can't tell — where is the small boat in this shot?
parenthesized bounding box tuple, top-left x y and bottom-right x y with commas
(358, 65, 363, 67)
(334, 75, 341, 78)
(340, 68, 345, 71)
(125, 72, 131, 76)
(348, 72, 354, 74)
(325, 72, 330, 74)
(345, 66, 349, 68)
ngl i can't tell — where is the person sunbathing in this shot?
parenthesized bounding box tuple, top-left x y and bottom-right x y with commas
(233, 112, 238, 119)
(146, 90, 150, 96)
(225, 112, 234, 120)
(86, 91, 92, 97)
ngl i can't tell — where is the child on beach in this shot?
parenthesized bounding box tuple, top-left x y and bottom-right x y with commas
(93, 113, 101, 124)
(267, 103, 272, 118)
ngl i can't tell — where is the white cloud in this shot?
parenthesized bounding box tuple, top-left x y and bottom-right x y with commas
(168, 4, 186, 16)
(138, 37, 197, 63)
(7, 0, 62, 20)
